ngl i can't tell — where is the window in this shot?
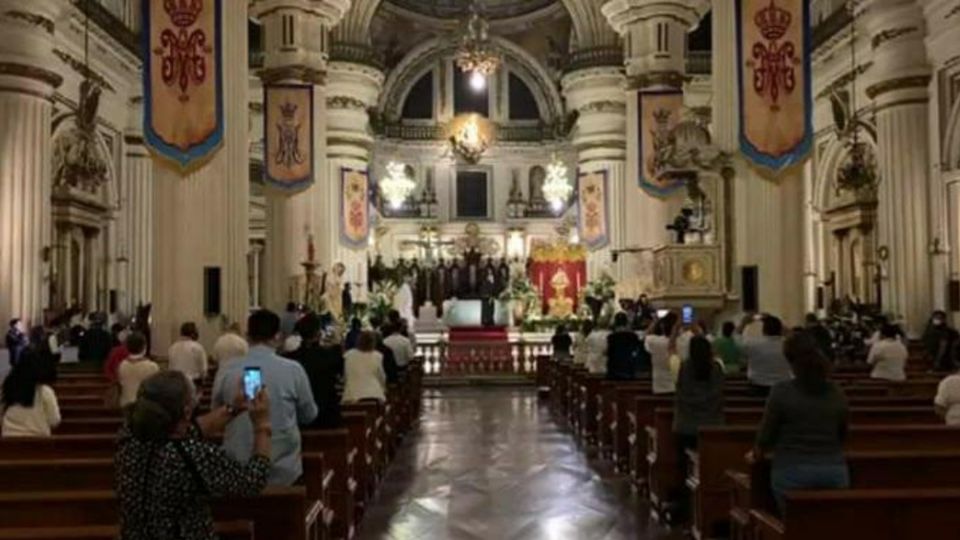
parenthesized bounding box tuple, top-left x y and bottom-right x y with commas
(455, 170, 489, 219)
(454, 68, 489, 116)
(402, 71, 434, 119)
(508, 73, 540, 120)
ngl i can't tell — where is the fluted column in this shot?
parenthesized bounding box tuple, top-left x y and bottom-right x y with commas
(120, 98, 153, 313)
(252, 0, 350, 312)
(152, 4, 250, 351)
(0, 1, 64, 328)
(561, 67, 627, 282)
(861, 0, 932, 335)
(603, 0, 710, 252)
(325, 59, 383, 293)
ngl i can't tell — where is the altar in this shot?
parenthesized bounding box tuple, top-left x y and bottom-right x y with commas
(443, 298, 511, 328)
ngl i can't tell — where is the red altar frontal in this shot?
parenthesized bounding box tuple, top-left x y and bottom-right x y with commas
(527, 241, 587, 317)
(445, 327, 513, 373)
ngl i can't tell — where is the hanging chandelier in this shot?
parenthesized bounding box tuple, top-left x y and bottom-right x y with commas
(543, 156, 573, 212)
(381, 161, 417, 210)
(835, 0, 877, 195)
(455, 1, 501, 81)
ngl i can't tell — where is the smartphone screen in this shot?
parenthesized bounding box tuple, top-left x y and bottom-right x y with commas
(243, 367, 262, 400)
(656, 309, 669, 319)
(682, 305, 694, 325)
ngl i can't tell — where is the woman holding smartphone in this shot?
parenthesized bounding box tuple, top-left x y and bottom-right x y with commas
(116, 371, 272, 540)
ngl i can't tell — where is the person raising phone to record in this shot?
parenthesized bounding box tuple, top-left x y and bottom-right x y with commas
(213, 309, 318, 486)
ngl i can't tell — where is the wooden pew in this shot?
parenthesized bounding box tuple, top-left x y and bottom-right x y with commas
(0, 521, 254, 540)
(0, 488, 320, 540)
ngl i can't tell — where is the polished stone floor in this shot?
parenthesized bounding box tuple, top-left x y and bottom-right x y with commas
(357, 387, 684, 540)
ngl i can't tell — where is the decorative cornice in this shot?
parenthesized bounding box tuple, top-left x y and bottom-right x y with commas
(815, 62, 873, 100)
(327, 95, 368, 111)
(873, 97, 930, 113)
(4, 10, 54, 33)
(865, 75, 931, 99)
(259, 66, 325, 86)
(628, 71, 685, 90)
(123, 134, 144, 146)
(0, 62, 63, 88)
(870, 26, 918, 50)
(53, 49, 116, 93)
(578, 100, 627, 114)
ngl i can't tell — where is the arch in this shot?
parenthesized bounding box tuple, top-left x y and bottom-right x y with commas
(332, 0, 383, 45)
(559, 0, 619, 49)
(379, 36, 564, 121)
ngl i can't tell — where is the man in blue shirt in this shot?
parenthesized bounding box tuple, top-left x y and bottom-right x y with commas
(213, 309, 318, 485)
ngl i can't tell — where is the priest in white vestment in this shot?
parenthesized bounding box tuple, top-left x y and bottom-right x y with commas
(393, 279, 416, 334)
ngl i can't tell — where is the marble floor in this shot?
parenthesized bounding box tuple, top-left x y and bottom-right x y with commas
(357, 387, 684, 540)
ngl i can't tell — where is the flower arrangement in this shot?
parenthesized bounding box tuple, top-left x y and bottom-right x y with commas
(365, 281, 397, 323)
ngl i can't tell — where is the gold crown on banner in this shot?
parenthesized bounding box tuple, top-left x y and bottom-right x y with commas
(164, 0, 203, 28)
(755, 0, 791, 41)
(280, 101, 298, 120)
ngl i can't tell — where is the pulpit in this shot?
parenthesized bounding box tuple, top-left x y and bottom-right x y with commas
(648, 244, 727, 309)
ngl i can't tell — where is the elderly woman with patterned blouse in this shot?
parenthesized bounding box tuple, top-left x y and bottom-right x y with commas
(115, 371, 272, 540)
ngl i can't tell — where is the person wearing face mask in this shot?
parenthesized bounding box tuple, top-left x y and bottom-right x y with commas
(923, 311, 958, 372)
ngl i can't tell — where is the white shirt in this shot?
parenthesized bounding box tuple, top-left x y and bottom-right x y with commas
(1, 385, 61, 437)
(645, 335, 676, 394)
(867, 339, 907, 381)
(212, 332, 248, 369)
(383, 334, 415, 368)
(936, 374, 960, 426)
(584, 330, 610, 374)
(573, 333, 590, 366)
(342, 350, 387, 402)
(167, 339, 208, 381)
(118, 357, 160, 406)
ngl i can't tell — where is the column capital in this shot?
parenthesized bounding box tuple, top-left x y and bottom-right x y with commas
(326, 60, 383, 160)
(250, 0, 351, 27)
(602, 0, 708, 80)
(561, 67, 627, 160)
(252, 0, 351, 79)
(0, 0, 65, 97)
(859, 0, 931, 106)
(601, 0, 708, 35)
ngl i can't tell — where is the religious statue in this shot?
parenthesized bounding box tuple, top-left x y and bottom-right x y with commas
(479, 266, 497, 326)
(548, 268, 575, 318)
(323, 263, 346, 320)
(393, 276, 416, 332)
(449, 258, 463, 298)
(52, 79, 108, 193)
(666, 208, 694, 244)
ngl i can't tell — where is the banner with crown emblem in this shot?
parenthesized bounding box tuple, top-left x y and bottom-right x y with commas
(736, 0, 812, 174)
(264, 84, 314, 189)
(638, 91, 685, 197)
(341, 168, 371, 248)
(142, 0, 223, 172)
(577, 170, 609, 250)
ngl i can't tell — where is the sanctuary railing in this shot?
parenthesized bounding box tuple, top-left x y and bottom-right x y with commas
(416, 338, 553, 377)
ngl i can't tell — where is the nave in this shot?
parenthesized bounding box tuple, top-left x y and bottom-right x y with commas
(358, 388, 680, 540)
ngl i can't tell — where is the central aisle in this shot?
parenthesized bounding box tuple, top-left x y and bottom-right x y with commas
(357, 387, 682, 540)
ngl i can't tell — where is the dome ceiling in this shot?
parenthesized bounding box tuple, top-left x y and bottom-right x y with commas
(386, 0, 557, 20)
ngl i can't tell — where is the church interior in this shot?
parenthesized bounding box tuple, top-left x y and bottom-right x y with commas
(2, 0, 960, 538)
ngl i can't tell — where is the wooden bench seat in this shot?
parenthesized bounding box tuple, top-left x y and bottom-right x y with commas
(0, 520, 254, 540)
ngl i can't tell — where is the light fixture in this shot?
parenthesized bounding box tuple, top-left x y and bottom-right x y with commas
(455, 1, 501, 79)
(834, 1, 877, 195)
(381, 161, 416, 211)
(469, 71, 487, 92)
(449, 114, 490, 164)
(542, 155, 573, 213)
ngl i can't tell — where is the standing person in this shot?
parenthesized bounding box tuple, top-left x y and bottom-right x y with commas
(285, 313, 343, 429)
(117, 332, 160, 407)
(934, 365, 960, 425)
(1, 354, 60, 437)
(804, 314, 834, 362)
(280, 302, 299, 338)
(213, 309, 317, 486)
(737, 314, 792, 397)
(212, 323, 249, 371)
(754, 332, 850, 515)
(168, 322, 209, 385)
(104, 328, 130, 383)
(923, 311, 958, 372)
(551, 324, 574, 361)
(79, 313, 113, 367)
(672, 335, 724, 521)
(606, 313, 644, 380)
(866, 324, 908, 382)
(116, 371, 272, 540)
(342, 331, 387, 403)
(383, 323, 415, 373)
(573, 320, 594, 366)
(5, 319, 27, 367)
(646, 313, 679, 394)
(584, 321, 610, 375)
(713, 322, 743, 374)
(344, 318, 363, 350)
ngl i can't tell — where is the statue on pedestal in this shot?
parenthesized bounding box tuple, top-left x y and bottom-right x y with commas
(323, 263, 346, 320)
(548, 268, 574, 318)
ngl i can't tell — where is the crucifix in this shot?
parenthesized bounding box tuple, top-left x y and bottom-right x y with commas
(401, 230, 456, 303)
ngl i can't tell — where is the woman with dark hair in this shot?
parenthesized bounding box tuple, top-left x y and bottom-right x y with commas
(552, 324, 573, 361)
(344, 318, 363, 351)
(116, 371, 271, 540)
(645, 313, 680, 394)
(754, 331, 849, 515)
(286, 313, 343, 428)
(670, 334, 724, 521)
(342, 330, 387, 403)
(1, 355, 60, 437)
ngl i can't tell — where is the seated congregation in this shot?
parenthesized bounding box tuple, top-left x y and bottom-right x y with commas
(543, 308, 960, 539)
(0, 307, 423, 540)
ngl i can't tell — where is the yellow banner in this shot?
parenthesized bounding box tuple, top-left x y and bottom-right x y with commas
(341, 168, 370, 248)
(265, 85, 313, 189)
(577, 171, 609, 250)
(143, 0, 222, 171)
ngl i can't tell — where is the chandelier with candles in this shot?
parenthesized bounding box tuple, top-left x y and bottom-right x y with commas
(380, 161, 417, 210)
(542, 155, 573, 212)
(455, 1, 500, 89)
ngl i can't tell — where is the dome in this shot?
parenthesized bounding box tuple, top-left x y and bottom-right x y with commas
(387, 0, 557, 20)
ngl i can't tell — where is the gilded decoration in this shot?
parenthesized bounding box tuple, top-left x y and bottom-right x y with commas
(682, 260, 706, 284)
(529, 241, 586, 263)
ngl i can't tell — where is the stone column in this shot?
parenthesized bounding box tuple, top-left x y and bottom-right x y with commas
(862, 0, 933, 335)
(603, 0, 710, 252)
(561, 66, 627, 282)
(251, 0, 350, 312)
(325, 58, 383, 293)
(152, 4, 251, 351)
(120, 98, 153, 314)
(0, 1, 64, 327)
